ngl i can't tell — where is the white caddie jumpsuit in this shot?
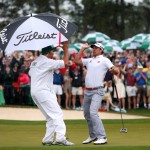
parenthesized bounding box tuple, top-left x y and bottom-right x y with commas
(29, 54, 66, 143)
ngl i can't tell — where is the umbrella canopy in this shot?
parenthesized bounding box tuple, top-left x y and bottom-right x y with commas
(0, 12, 78, 54)
(69, 43, 91, 54)
(102, 40, 123, 52)
(138, 41, 150, 50)
(81, 32, 110, 43)
(121, 42, 141, 50)
(131, 33, 148, 43)
(69, 43, 81, 54)
(121, 38, 141, 50)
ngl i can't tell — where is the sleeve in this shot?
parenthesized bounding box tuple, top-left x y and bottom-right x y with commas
(105, 58, 114, 69)
(81, 58, 92, 67)
(40, 59, 65, 70)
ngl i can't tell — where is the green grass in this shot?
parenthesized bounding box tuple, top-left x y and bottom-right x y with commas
(0, 119, 150, 150)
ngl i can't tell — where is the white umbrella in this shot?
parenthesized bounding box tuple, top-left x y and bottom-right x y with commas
(121, 38, 141, 50)
(102, 40, 123, 52)
(0, 12, 78, 54)
(81, 32, 110, 43)
(131, 33, 148, 43)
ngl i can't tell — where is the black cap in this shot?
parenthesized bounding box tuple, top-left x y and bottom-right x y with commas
(41, 45, 56, 55)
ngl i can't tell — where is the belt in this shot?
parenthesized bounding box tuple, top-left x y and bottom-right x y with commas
(85, 86, 103, 91)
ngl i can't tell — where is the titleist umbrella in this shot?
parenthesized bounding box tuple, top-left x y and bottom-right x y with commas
(0, 12, 78, 54)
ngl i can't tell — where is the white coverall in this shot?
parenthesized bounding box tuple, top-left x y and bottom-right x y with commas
(29, 54, 66, 143)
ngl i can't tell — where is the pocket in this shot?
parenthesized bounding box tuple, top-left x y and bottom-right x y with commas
(97, 88, 104, 96)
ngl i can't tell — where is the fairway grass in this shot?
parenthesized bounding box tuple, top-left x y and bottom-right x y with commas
(0, 119, 150, 150)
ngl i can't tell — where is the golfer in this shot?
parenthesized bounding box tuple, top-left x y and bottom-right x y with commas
(29, 41, 74, 146)
(75, 43, 119, 145)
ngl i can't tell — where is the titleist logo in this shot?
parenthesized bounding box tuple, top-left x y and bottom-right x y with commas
(0, 29, 8, 44)
(14, 31, 57, 46)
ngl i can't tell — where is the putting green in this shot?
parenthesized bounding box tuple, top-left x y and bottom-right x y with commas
(0, 119, 150, 150)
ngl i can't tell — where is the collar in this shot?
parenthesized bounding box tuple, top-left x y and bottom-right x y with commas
(93, 55, 103, 59)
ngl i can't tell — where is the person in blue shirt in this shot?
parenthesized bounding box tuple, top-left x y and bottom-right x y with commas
(134, 65, 147, 108)
(53, 69, 64, 106)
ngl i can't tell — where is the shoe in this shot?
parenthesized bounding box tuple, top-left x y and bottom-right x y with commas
(72, 106, 76, 110)
(80, 106, 83, 111)
(76, 107, 80, 110)
(121, 108, 127, 113)
(53, 139, 74, 146)
(93, 138, 107, 145)
(42, 141, 53, 146)
(82, 137, 97, 144)
(111, 107, 120, 112)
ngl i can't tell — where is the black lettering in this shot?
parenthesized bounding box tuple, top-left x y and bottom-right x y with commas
(14, 31, 58, 46)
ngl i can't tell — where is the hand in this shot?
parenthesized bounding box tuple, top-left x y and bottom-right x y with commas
(62, 41, 70, 51)
(110, 67, 119, 75)
(82, 43, 90, 50)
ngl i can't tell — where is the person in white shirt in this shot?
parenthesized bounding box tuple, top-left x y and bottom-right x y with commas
(29, 41, 74, 146)
(74, 43, 119, 145)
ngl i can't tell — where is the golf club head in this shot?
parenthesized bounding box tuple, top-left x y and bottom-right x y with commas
(120, 128, 127, 133)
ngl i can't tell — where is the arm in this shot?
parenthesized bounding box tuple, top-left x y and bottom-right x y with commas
(74, 43, 90, 65)
(109, 66, 119, 75)
(62, 41, 69, 67)
(121, 64, 127, 74)
(140, 72, 147, 81)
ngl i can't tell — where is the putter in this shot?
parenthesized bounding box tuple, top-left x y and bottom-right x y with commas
(114, 84, 127, 133)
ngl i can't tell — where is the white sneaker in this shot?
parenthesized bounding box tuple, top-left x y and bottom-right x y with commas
(53, 140, 74, 146)
(80, 106, 83, 111)
(121, 108, 127, 113)
(93, 138, 107, 145)
(82, 137, 97, 144)
(42, 141, 53, 146)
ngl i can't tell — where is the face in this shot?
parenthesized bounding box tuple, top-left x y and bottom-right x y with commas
(47, 51, 54, 59)
(92, 46, 102, 56)
(138, 68, 143, 73)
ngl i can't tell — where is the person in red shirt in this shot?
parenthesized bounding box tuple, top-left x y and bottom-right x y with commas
(18, 69, 30, 105)
(124, 64, 137, 109)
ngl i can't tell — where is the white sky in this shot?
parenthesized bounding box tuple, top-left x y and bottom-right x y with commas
(124, 0, 143, 5)
(76, 0, 143, 5)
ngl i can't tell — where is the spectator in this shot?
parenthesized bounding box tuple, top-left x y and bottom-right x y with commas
(17, 68, 30, 105)
(103, 81, 117, 111)
(143, 60, 150, 109)
(53, 69, 64, 106)
(124, 64, 137, 109)
(12, 62, 20, 104)
(145, 61, 150, 109)
(0, 66, 5, 105)
(63, 68, 72, 109)
(134, 65, 147, 108)
(3, 66, 14, 104)
(113, 63, 126, 112)
(69, 65, 83, 110)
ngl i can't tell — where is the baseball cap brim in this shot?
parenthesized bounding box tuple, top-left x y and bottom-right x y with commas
(90, 43, 104, 51)
(41, 46, 57, 55)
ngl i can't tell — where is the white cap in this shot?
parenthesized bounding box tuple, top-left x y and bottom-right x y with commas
(90, 43, 104, 51)
(137, 65, 143, 69)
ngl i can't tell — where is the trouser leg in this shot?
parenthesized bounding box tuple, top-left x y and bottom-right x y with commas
(33, 99, 66, 143)
(83, 91, 96, 138)
(90, 93, 106, 139)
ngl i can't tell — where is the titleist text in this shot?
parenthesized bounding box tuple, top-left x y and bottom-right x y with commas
(14, 31, 57, 46)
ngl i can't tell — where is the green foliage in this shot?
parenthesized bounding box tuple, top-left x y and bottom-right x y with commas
(0, 0, 150, 41)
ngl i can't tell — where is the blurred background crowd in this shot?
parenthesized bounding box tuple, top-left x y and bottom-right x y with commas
(0, 0, 150, 112)
(0, 47, 150, 112)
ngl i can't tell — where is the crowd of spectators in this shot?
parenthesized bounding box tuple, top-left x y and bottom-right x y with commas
(0, 48, 150, 111)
